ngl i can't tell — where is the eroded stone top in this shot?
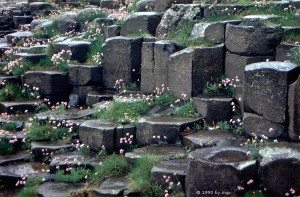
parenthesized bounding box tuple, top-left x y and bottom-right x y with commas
(245, 61, 298, 72)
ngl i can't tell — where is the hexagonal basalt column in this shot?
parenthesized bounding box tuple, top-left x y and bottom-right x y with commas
(186, 147, 257, 197)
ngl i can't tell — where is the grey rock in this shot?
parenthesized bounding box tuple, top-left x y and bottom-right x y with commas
(288, 75, 300, 141)
(13, 53, 47, 64)
(186, 146, 257, 197)
(6, 31, 33, 46)
(72, 86, 103, 105)
(168, 45, 224, 98)
(242, 14, 281, 25)
(193, 96, 232, 122)
(0, 100, 41, 114)
(243, 112, 285, 138)
(37, 182, 85, 197)
(104, 25, 121, 39)
(136, 116, 201, 145)
(56, 12, 79, 34)
(29, 2, 52, 13)
(36, 108, 94, 122)
(121, 12, 161, 36)
(68, 64, 102, 86)
(140, 42, 155, 93)
(226, 24, 283, 55)
(93, 177, 129, 196)
(68, 94, 79, 108)
(79, 119, 118, 152)
(258, 146, 300, 196)
(154, 0, 193, 13)
(244, 61, 300, 123)
(276, 42, 299, 62)
(100, 0, 115, 9)
(54, 40, 91, 63)
(31, 141, 74, 161)
(150, 159, 187, 187)
(86, 92, 113, 107)
(203, 4, 251, 18)
(102, 37, 142, 89)
(13, 16, 33, 28)
(0, 151, 30, 166)
(156, 4, 202, 38)
(21, 71, 70, 96)
(136, 0, 156, 12)
(183, 130, 245, 150)
(225, 51, 274, 81)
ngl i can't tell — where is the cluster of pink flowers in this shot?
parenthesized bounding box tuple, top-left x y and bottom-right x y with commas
(219, 76, 239, 88)
(15, 174, 28, 186)
(51, 50, 72, 67)
(3, 58, 22, 75)
(9, 136, 18, 144)
(163, 174, 181, 197)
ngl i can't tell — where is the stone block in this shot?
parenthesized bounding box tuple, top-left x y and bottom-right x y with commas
(288, 76, 300, 141)
(136, 0, 156, 12)
(104, 25, 121, 39)
(156, 4, 202, 38)
(168, 45, 224, 98)
(79, 119, 118, 152)
(93, 177, 129, 196)
(244, 61, 300, 123)
(186, 147, 257, 197)
(13, 53, 47, 64)
(21, 71, 70, 96)
(68, 64, 102, 86)
(29, 2, 52, 13)
(6, 31, 33, 46)
(13, 16, 33, 28)
(225, 51, 274, 81)
(226, 24, 282, 55)
(102, 37, 142, 89)
(193, 96, 232, 122)
(121, 12, 161, 36)
(243, 112, 285, 138)
(136, 116, 201, 145)
(141, 42, 155, 92)
(86, 92, 113, 107)
(72, 86, 103, 105)
(276, 42, 299, 62)
(0, 101, 41, 114)
(154, 0, 193, 13)
(54, 40, 91, 63)
(56, 12, 79, 33)
(259, 146, 300, 196)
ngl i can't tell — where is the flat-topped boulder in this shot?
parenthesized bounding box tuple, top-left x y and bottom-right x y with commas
(54, 40, 91, 63)
(72, 86, 103, 105)
(242, 14, 281, 24)
(186, 146, 257, 197)
(288, 75, 300, 141)
(276, 42, 299, 62)
(68, 64, 102, 86)
(93, 177, 129, 196)
(183, 130, 246, 150)
(56, 12, 79, 34)
(154, 0, 193, 12)
(0, 151, 30, 166)
(49, 152, 100, 173)
(0, 74, 20, 84)
(86, 92, 113, 106)
(102, 37, 142, 89)
(121, 12, 161, 36)
(13, 16, 33, 28)
(192, 96, 232, 122)
(258, 145, 300, 196)
(6, 31, 33, 46)
(36, 108, 94, 122)
(156, 4, 202, 38)
(37, 182, 85, 197)
(31, 141, 74, 161)
(113, 94, 144, 104)
(150, 159, 187, 187)
(21, 71, 69, 96)
(136, 0, 156, 12)
(0, 100, 42, 114)
(13, 53, 47, 64)
(136, 116, 201, 145)
(29, 2, 52, 13)
(226, 24, 282, 56)
(125, 145, 187, 168)
(244, 61, 300, 123)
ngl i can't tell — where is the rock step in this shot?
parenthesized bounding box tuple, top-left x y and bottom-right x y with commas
(37, 182, 85, 197)
(183, 130, 246, 150)
(13, 53, 47, 64)
(49, 151, 101, 173)
(0, 161, 49, 188)
(79, 119, 136, 153)
(0, 100, 43, 114)
(150, 159, 187, 188)
(136, 116, 201, 146)
(0, 74, 20, 84)
(93, 177, 129, 197)
(36, 108, 95, 122)
(0, 151, 30, 166)
(86, 92, 113, 107)
(125, 145, 187, 169)
(31, 141, 74, 161)
(6, 31, 33, 46)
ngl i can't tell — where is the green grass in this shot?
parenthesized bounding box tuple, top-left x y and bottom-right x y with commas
(26, 120, 71, 142)
(27, 47, 47, 54)
(0, 139, 15, 154)
(94, 101, 151, 123)
(90, 153, 127, 185)
(0, 83, 40, 101)
(86, 36, 105, 65)
(12, 57, 53, 77)
(17, 176, 43, 197)
(77, 9, 108, 23)
(283, 31, 300, 43)
(173, 101, 200, 118)
(128, 155, 161, 195)
(153, 92, 177, 106)
(55, 167, 91, 183)
(2, 122, 17, 131)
